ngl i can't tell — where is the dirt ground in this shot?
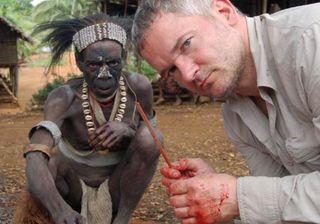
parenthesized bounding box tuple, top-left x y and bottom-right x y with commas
(0, 55, 249, 223)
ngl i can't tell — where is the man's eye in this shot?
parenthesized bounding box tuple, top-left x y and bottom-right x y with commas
(88, 63, 99, 69)
(168, 66, 177, 77)
(107, 60, 120, 67)
(182, 37, 192, 51)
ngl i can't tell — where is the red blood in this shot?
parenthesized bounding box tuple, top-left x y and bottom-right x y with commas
(194, 205, 221, 224)
(219, 184, 229, 206)
(192, 184, 230, 223)
(180, 170, 195, 178)
(172, 159, 189, 171)
(187, 188, 222, 224)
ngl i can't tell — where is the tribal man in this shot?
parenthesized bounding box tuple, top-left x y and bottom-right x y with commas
(14, 13, 162, 224)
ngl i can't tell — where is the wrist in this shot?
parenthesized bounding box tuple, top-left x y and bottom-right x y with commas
(221, 175, 240, 220)
(127, 123, 137, 136)
(50, 199, 72, 220)
(230, 176, 240, 216)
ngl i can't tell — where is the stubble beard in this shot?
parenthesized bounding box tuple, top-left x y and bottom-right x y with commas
(214, 62, 244, 101)
(193, 61, 244, 101)
(214, 38, 246, 101)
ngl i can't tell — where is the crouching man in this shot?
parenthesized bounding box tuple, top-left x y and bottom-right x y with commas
(14, 13, 162, 224)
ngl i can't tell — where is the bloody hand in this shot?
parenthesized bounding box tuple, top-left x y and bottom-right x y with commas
(161, 158, 215, 186)
(160, 158, 239, 224)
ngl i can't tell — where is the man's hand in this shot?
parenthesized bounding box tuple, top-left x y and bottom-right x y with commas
(160, 158, 239, 224)
(161, 158, 215, 183)
(53, 208, 86, 224)
(88, 121, 135, 150)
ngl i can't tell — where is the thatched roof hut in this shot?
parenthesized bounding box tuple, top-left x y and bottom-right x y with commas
(0, 16, 34, 103)
(234, 0, 320, 16)
(98, 0, 139, 16)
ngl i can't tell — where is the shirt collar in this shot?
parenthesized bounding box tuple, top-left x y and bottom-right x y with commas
(246, 16, 277, 91)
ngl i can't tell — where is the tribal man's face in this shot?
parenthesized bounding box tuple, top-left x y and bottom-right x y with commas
(78, 40, 123, 99)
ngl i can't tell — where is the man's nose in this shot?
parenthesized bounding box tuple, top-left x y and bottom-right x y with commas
(175, 56, 199, 83)
(98, 65, 112, 78)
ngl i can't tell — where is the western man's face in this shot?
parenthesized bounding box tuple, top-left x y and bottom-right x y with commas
(141, 12, 246, 100)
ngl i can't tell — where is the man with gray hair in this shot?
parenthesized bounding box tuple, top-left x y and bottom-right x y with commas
(14, 13, 162, 224)
(132, 0, 320, 223)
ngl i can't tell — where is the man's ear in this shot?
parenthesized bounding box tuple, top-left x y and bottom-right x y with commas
(211, 0, 238, 26)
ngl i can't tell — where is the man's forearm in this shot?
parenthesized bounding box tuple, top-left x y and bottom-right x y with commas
(26, 153, 70, 218)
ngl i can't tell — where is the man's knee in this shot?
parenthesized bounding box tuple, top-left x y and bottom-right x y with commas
(132, 126, 162, 162)
(47, 155, 71, 198)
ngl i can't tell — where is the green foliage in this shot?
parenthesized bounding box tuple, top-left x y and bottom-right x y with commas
(31, 75, 66, 106)
(0, 0, 34, 31)
(32, 0, 101, 24)
(0, 0, 35, 60)
(30, 73, 81, 108)
(140, 60, 157, 80)
(0, 0, 33, 16)
(125, 53, 157, 81)
(31, 0, 101, 56)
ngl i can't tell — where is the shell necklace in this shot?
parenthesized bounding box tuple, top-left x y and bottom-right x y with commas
(82, 75, 127, 135)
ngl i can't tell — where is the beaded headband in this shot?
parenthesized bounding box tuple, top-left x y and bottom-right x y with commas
(72, 22, 127, 52)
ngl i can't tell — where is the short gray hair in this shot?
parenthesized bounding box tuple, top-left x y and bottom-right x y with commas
(132, 0, 214, 53)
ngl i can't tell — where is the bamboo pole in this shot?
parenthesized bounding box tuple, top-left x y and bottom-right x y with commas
(0, 77, 18, 102)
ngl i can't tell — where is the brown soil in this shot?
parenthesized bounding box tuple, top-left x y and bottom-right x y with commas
(0, 54, 249, 223)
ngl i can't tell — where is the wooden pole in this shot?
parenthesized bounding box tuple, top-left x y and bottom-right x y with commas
(0, 77, 18, 102)
(124, 0, 128, 16)
(10, 65, 18, 97)
(262, 0, 268, 13)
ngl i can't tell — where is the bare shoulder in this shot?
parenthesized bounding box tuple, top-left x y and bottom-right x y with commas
(46, 77, 82, 106)
(124, 71, 154, 115)
(43, 83, 79, 120)
(124, 71, 152, 95)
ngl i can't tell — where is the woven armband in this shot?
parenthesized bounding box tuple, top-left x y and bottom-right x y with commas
(23, 144, 53, 159)
(28, 120, 61, 146)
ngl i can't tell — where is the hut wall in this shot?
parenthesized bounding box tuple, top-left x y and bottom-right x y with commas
(100, 0, 138, 15)
(235, 0, 320, 16)
(0, 25, 18, 66)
